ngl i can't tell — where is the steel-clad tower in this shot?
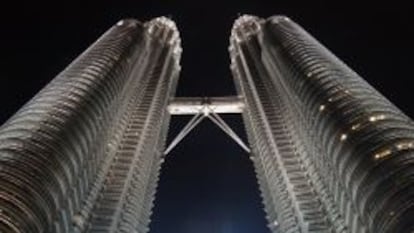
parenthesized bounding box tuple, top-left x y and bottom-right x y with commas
(0, 17, 181, 233)
(1, 14, 414, 233)
(230, 15, 414, 233)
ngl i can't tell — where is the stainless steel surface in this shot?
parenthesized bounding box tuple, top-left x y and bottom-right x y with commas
(1, 13, 413, 233)
(0, 17, 181, 233)
(230, 15, 414, 233)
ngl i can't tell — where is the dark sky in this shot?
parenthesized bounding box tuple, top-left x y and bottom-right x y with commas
(0, 1, 412, 233)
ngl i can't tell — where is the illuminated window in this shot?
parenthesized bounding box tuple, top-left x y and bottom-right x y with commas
(369, 114, 386, 122)
(374, 149, 392, 160)
(396, 141, 414, 150)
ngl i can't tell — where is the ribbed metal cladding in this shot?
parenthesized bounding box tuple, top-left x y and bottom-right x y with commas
(230, 15, 414, 233)
(0, 17, 181, 233)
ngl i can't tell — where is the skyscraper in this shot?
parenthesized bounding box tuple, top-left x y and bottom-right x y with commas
(0, 14, 413, 233)
(0, 17, 181, 233)
(230, 15, 414, 233)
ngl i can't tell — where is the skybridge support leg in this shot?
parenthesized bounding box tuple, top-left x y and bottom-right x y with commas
(164, 96, 250, 155)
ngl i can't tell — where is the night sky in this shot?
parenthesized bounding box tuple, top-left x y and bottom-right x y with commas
(0, 2, 412, 233)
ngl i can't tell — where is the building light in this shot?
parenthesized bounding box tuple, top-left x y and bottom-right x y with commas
(351, 123, 360, 130)
(369, 114, 386, 122)
(395, 141, 414, 150)
(319, 105, 325, 111)
(374, 149, 392, 160)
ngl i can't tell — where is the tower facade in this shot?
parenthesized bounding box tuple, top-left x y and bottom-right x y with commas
(1, 14, 414, 233)
(0, 18, 181, 233)
(230, 15, 414, 233)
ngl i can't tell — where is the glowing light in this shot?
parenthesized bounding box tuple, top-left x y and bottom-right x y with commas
(374, 149, 392, 160)
(369, 114, 386, 122)
(351, 123, 360, 130)
(395, 141, 414, 150)
(340, 134, 347, 141)
(319, 105, 325, 111)
(375, 140, 414, 160)
(117, 20, 124, 26)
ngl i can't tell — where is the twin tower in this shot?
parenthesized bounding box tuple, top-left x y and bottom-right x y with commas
(0, 15, 413, 233)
